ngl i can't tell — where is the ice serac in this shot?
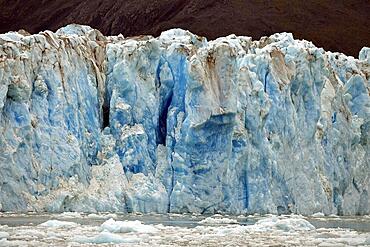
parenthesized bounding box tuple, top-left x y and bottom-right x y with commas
(0, 25, 369, 215)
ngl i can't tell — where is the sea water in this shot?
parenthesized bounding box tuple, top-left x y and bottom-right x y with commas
(0, 213, 369, 246)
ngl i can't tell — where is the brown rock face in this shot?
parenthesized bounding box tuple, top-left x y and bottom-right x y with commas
(0, 0, 369, 56)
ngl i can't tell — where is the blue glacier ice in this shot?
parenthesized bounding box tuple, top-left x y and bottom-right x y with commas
(0, 25, 369, 215)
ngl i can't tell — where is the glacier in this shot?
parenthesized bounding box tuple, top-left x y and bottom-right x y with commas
(0, 24, 369, 215)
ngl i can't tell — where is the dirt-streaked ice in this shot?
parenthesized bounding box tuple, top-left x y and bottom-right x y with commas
(0, 24, 369, 215)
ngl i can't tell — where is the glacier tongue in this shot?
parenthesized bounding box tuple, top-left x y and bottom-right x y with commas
(0, 24, 369, 215)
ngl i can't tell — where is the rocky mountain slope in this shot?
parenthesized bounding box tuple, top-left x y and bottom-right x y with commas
(0, 24, 369, 215)
(0, 0, 369, 57)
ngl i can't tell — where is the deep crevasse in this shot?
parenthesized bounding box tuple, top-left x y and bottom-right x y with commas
(0, 24, 369, 215)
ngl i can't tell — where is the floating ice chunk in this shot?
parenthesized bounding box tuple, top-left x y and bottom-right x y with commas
(213, 225, 248, 236)
(0, 239, 29, 247)
(312, 212, 325, 217)
(39, 220, 79, 228)
(253, 216, 315, 231)
(0, 232, 9, 239)
(72, 230, 139, 244)
(87, 213, 118, 219)
(14, 229, 46, 239)
(364, 236, 370, 245)
(100, 218, 158, 233)
(199, 216, 238, 225)
(54, 212, 82, 219)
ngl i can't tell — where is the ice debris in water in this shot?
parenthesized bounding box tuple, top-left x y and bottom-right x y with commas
(86, 213, 118, 219)
(364, 236, 370, 245)
(0, 215, 369, 246)
(0, 239, 28, 247)
(71, 230, 139, 244)
(39, 220, 79, 228)
(253, 216, 315, 231)
(312, 212, 325, 217)
(0, 232, 9, 239)
(54, 212, 82, 219)
(199, 216, 238, 224)
(100, 218, 158, 233)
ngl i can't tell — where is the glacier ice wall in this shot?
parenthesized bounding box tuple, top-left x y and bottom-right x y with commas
(0, 25, 369, 215)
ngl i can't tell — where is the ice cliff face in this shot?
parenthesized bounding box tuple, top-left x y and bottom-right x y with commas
(0, 25, 369, 215)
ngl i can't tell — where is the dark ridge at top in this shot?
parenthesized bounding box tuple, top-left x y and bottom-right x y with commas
(0, 0, 369, 57)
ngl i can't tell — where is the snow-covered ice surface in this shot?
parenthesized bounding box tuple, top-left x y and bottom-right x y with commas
(0, 24, 369, 215)
(0, 213, 369, 246)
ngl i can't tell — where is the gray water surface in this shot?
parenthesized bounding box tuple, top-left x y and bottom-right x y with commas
(1, 213, 369, 232)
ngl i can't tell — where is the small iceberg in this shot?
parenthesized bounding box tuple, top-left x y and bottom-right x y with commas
(199, 216, 238, 225)
(100, 218, 158, 233)
(39, 220, 79, 228)
(253, 216, 315, 232)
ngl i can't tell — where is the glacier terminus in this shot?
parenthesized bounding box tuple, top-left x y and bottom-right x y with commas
(0, 24, 369, 216)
